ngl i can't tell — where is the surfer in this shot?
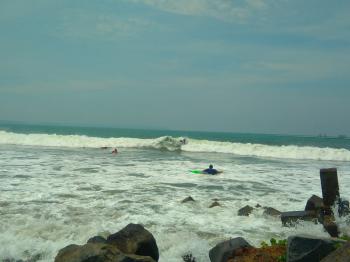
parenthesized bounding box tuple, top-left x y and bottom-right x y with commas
(180, 138, 187, 145)
(112, 148, 118, 154)
(202, 164, 219, 175)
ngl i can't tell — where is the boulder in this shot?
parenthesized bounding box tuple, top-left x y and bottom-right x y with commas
(107, 224, 159, 261)
(209, 201, 221, 208)
(87, 236, 107, 244)
(209, 237, 252, 262)
(322, 215, 339, 237)
(55, 242, 156, 262)
(227, 245, 286, 262)
(286, 235, 345, 262)
(181, 196, 195, 203)
(305, 195, 324, 213)
(320, 241, 350, 262)
(237, 205, 254, 216)
(281, 211, 316, 226)
(263, 207, 282, 217)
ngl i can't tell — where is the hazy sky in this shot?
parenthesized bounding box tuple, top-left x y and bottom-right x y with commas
(1, 0, 350, 135)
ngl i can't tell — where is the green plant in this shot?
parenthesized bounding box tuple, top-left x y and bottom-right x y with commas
(260, 238, 287, 248)
(260, 238, 287, 262)
(277, 253, 286, 262)
(339, 234, 350, 241)
(260, 240, 268, 248)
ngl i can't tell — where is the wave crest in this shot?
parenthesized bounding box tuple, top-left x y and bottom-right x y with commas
(0, 131, 349, 161)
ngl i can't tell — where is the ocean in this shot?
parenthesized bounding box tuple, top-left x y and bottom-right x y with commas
(0, 123, 350, 261)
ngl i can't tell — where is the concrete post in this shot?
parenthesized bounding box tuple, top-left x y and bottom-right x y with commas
(320, 168, 339, 207)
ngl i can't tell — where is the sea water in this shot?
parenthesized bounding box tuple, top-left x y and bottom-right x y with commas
(0, 123, 350, 261)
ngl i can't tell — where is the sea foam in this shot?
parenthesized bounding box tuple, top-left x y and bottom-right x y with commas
(0, 130, 349, 161)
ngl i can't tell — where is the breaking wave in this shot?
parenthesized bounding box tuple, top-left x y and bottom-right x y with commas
(0, 130, 350, 161)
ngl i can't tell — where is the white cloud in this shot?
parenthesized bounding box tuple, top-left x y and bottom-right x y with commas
(55, 9, 157, 40)
(129, 0, 270, 23)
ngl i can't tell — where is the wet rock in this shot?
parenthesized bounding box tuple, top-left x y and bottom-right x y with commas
(281, 211, 316, 226)
(286, 235, 345, 262)
(237, 205, 254, 216)
(227, 245, 286, 262)
(255, 204, 262, 208)
(209, 201, 221, 208)
(263, 207, 282, 217)
(107, 223, 159, 261)
(321, 241, 350, 262)
(87, 236, 107, 244)
(209, 237, 252, 262)
(323, 215, 339, 237)
(181, 196, 195, 203)
(305, 195, 324, 213)
(182, 253, 196, 262)
(54, 242, 155, 262)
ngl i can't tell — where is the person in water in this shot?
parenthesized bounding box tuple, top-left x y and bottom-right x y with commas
(112, 148, 118, 154)
(203, 164, 219, 175)
(180, 138, 187, 145)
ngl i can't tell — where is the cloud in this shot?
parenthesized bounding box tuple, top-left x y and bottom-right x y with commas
(55, 9, 157, 40)
(129, 0, 270, 23)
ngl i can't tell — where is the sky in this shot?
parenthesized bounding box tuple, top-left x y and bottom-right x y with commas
(0, 0, 350, 135)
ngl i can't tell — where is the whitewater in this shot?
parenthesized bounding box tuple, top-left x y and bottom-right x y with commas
(0, 126, 350, 261)
(1, 130, 350, 161)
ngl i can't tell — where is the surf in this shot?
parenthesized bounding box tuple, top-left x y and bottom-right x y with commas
(1, 130, 350, 161)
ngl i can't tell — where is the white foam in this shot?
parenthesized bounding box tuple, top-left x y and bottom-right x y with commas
(182, 139, 350, 161)
(1, 143, 350, 261)
(0, 131, 183, 151)
(0, 130, 350, 161)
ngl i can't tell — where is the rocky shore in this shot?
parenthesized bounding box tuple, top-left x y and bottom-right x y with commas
(5, 169, 348, 262)
(51, 168, 350, 262)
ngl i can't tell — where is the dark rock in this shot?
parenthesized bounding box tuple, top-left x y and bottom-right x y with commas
(182, 253, 196, 262)
(320, 241, 350, 262)
(55, 243, 154, 262)
(286, 235, 345, 262)
(237, 205, 254, 216)
(281, 211, 316, 226)
(55, 244, 80, 259)
(209, 237, 252, 262)
(209, 201, 221, 208)
(55, 243, 155, 262)
(87, 236, 107, 244)
(181, 196, 195, 203)
(305, 195, 324, 213)
(323, 215, 339, 237)
(263, 207, 282, 217)
(107, 224, 159, 262)
(255, 204, 261, 208)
